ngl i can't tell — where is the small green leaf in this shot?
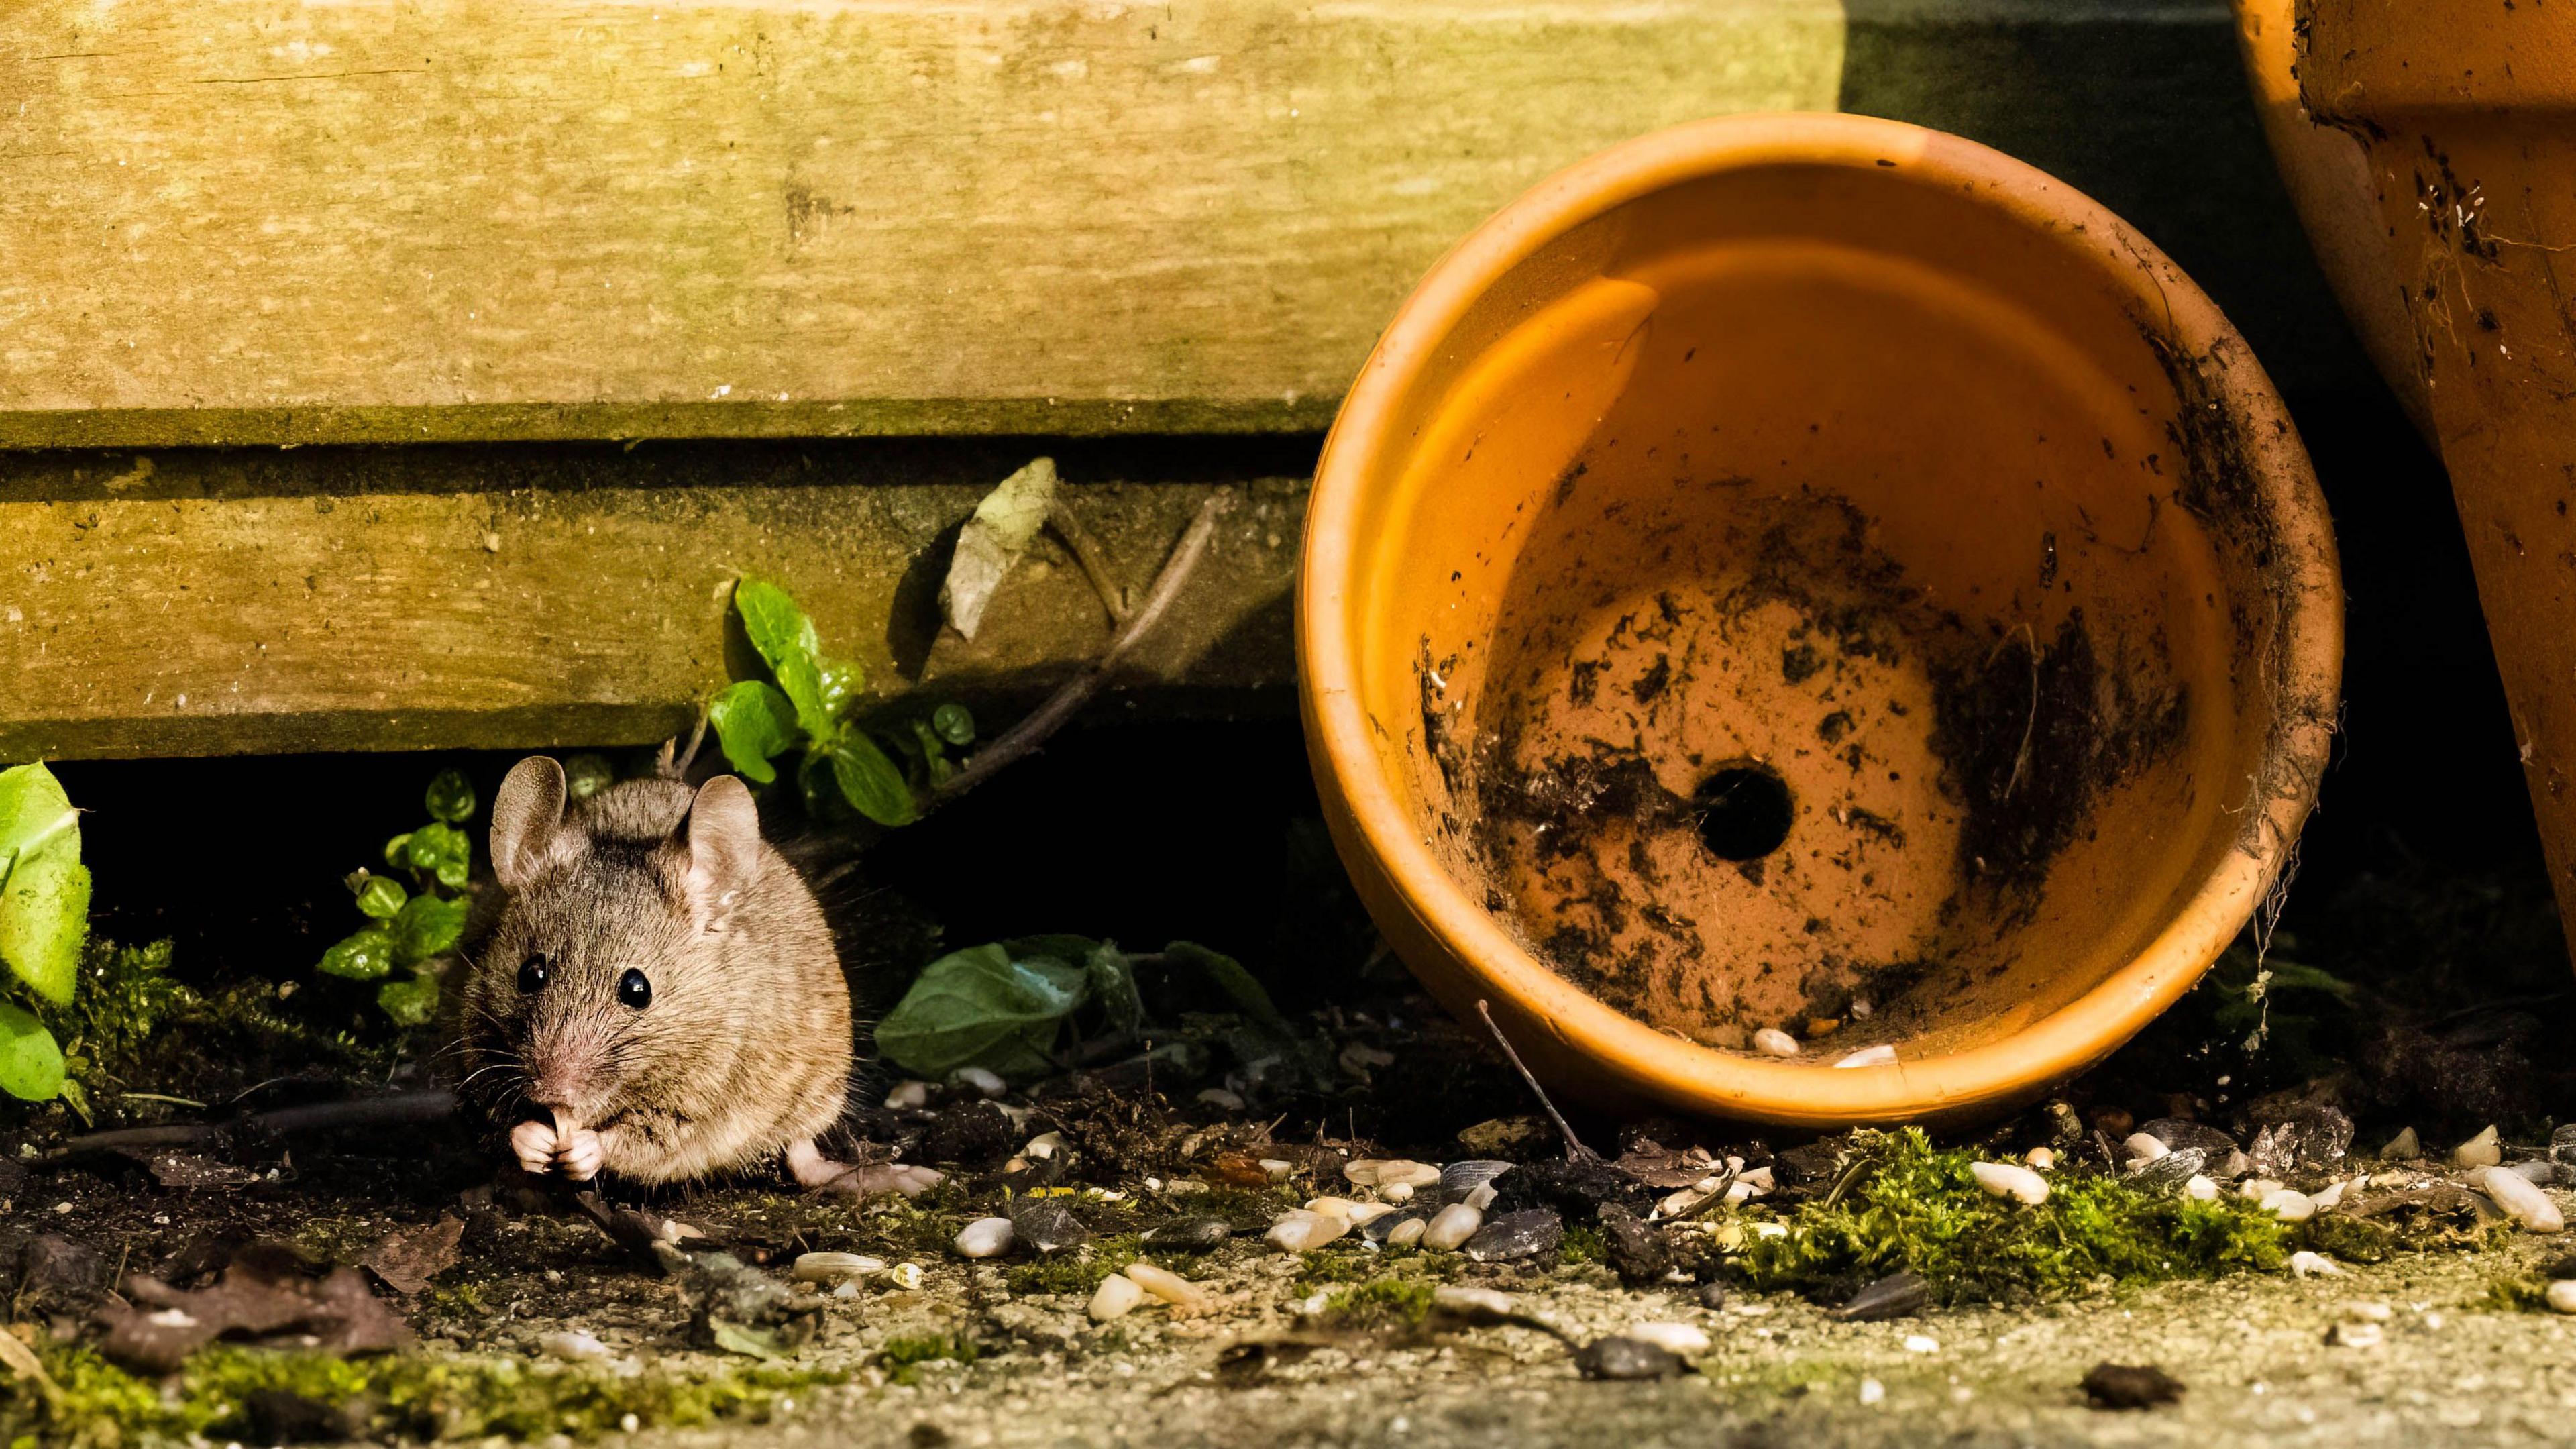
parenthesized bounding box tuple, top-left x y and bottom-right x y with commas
(355, 874, 409, 920)
(383, 832, 414, 869)
(0, 1002, 66, 1102)
(377, 973, 441, 1027)
(931, 702, 976, 746)
(820, 661, 864, 723)
(828, 736, 919, 828)
(406, 822, 472, 890)
(393, 893, 469, 963)
(1163, 941, 1291, 1035)
(564, 753, 617, 801)
(0, 762, 87, 1006)
(1000, 935, 1104, 964)
(319, 926, 397, 981)
(708, 680, 800, 785)
(734, 579, 832, 737)
(1086, 943, 1144, 1036)
(875, 943, 1089, 1079)
(425, 768, 476, 824)
(908, 718, 956, 786)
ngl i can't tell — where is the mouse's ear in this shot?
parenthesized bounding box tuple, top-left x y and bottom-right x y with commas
(676, 774, 762, 926)
(491, 756, 570, 892)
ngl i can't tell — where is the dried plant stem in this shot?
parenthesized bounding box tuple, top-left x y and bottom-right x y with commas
(1474, 998, 1599, 1164)
(1049, 502, 1132, 625)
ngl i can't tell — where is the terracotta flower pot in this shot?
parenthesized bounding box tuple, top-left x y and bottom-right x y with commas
(1298, 114, 2343, 1126)
(2299, 3, 2576, 973)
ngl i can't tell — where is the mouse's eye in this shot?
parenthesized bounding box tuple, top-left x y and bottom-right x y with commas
(618, 968, 653, 1010)
(517, 954, 549, 994)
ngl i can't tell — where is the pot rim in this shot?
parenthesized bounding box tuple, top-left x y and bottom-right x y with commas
(1297, 111, 2343, 1124)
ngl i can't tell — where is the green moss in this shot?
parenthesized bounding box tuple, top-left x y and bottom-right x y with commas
(1004, 1234, 1145, 1296)
(1317, 1276, 1438, 1330)
(878, 1334, 978, 1386)
(1737, 1129, 2293, 1304)
(1559, 1226, 1606, 1265)
(3, 1341, 835, 1447)
(2296, 1212, 2396, 1264)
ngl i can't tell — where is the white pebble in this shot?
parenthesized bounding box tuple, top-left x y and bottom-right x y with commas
(1902, 1334, 1939, 1354)
(1859, 1377, 1886, 1405)
(951, 1065, 1007, 1099)
(1753, 1028, 1800, 1057)
(1423, 1203, 1483, 1250)
(2288, 1252, 2344, 1278)
(2262, 1188, 2316, 1222)
(790, 1252, 885, 1285)
(1834, 1044, 1897, 1069)
(955, 1217, 1016, 1258)
(2379, 1126, 2419, 1160)
(1386, 1216, 1428, 1247)
(1122, 1263, 1206, 1307)
(2546, 1280, 2576, 1315)
(2023, 1147, 2055, 1170)
(1624, 1322, 1711, 1356)
(621, 1413, 640, 1434)
(1345, 1159, 1441, 1189)
(539, 1330, 612, 1362)
(2455, 1125, 2502, 1168)
(2472, 1165, 2565, 1233)
(881, 1263, 924, 1290)
(1970, 1162, 2049, 1205)
(1088, 1273, 1145, 1321)
(2124, 1132, 2169, 1163)
(1265, 1210, 1349, 1253)
(1195, 1087, 1246, 1111)
(2185, 1175, 2219, 1202)
(883, 1080, 933, 1110)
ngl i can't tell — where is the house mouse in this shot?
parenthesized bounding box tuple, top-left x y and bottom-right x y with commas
(450, 755, 941, 1198)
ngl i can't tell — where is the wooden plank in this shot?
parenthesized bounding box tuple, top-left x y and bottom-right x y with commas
(0, 443, 1305, 759)
(0, 1, 1845, 447)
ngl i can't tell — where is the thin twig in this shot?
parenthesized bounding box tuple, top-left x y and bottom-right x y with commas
(42, 1089, 459, 1163)
(1473, 998, 1598, 1164)
(659, 706, 711, 780)
(930, 491, 1230, 807)
(1049, 501, 1131, 625)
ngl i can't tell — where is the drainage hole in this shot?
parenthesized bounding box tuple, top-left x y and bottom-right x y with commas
(1693, 764, 1794, 861)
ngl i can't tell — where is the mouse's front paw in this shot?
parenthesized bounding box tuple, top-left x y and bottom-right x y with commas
(510, 1118, 559, 1175)
(555, 1126, 605, 1181)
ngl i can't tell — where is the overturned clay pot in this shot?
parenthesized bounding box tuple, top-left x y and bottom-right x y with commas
(1299, 113, 2342, 1127)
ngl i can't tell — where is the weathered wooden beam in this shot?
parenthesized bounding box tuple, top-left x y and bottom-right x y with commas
(0, 442, 1306, 760)
(0, 0, 1846, 447)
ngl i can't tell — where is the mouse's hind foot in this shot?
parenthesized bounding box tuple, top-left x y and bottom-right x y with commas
(784, 1136, 944, 1199)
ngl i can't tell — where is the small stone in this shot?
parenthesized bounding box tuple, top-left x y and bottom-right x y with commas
(1833, 1044, 1896, 1069)
(1422, 1203, 1483, 1250)
(2130, 1148, 2207, 1195)
(2325, 1321, 2383, 1348)
(2082, 1362, 2184, 1409)
(954, 1218, 1016, 1258)
(621, 1413, 640, 1434)
(790, 1252, 885, 1285)
(1902, 1334, 1939, 1354)
(2510, 1160, 2563, 1187)
(1858, 1378, 1886, 1406)
(1006, 1197, 1093, 1254)
(2184, 1175, 2219, 1201)
(1345, 1159, 1440, 1189)
(1121, 1263, 1205, 1307)
(881, 1263, 924, 1290)
(1574, 1336, 1684, 1381)
(539, 1330, 612, 1362)
(1970, 1161, 2049, 1205)
(2454, 1125, 2502, 1168)
(1624, 1321, 1709, 1356)
(1140, 1216, 1232, 1253)
(1753, 1028, 1800, 1057)
(1258, 1158, 1296, 1181)
(1462, 1208, 1562, 1263)
(1596, 1204, 1671, 1285)
(2141, 1118, 2239, 1155)
(883, 1080, 933, 1110)
(1696, 1281, 1730, 1311)
(949, 1065, 1007, 1099)
(1088, 1273, 1145, 1322)
(1266, 1210, 1350, 1252)
(2343, 1299, 2392, 1321)
(2288, 1252, 2344, 1278)
(2471, 1165, 2565, 1233)
(2381, 1126, 2420, 1161)
(2261, 1188, 2316, 1222)
(1834, 1271, 1929, 1322)
(2546, 1280, 2576, 1315)
(1195, 1087, 1246, 1112)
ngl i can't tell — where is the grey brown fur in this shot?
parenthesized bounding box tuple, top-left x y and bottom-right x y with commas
(451, 756, 936, 1196)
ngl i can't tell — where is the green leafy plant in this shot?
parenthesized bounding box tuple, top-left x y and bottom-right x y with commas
(316, 770, 478, 1026)
(708, 579, 979, 828)
(874, 936, 1283, 1081)
(0, 762, 92, 1102)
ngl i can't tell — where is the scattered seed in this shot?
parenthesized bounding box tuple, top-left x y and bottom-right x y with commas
(1833, 1044, 1896, 1069)
(2123, 1132, 2169, 1165)
(1383, 1181, 1415, 1203)
(1195, 1087, 1246, 1112)
(881, 1263, 924, 1291)
(790, 1252, 885, 1285)
(950, 1066, 1007, 1099)
(1623, 1322, 1709, 1356)
(1121, 1263, 1205, 1307)
(1140, 1216, 1231, 1253)
(1835, 1271, 1929, 1322)
(1753, 1028, 1800, 1057)
(2546, 1280, 2576, 1315)
(1574, 1336, 1684, 1380)
(1258, 1158, 1296, 1181)
(2184, 1175, 2219, 1201)
(883, 1081, 933, 1111)
(2261, 1189, 2316, 1222)
(2023, 1147, 2055, 1169)
(2288, 1252, 2343, 1278)
(1970, 1161, 2049, 1205)
(1088, 1273, 1144, 1322)
(1902, 1334, 1939, 1354)
(1423, 1203, 1484, 1251)
(1461, 1208, 1562, 1263)
(2081, 1362, 2184, 1409)
(2325, 1321, 2383, 1348)
(1386, 1217, 1428, 1248)
(954, 1217, 1016, 1258)
(1344, 1159, 1440, 1189)
(1858, 1378, 1886, 1406)
(1265, 1209, 1349, 1253)
(539, 1330, 612, 1362)
(2471, 1165, 2565, 1233)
